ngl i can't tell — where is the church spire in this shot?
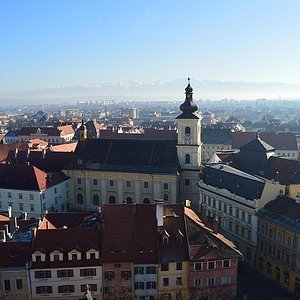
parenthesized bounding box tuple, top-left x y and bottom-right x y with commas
(179, 77, 198, 113)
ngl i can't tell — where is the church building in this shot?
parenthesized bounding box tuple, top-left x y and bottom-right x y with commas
(64, 79, 202, 210)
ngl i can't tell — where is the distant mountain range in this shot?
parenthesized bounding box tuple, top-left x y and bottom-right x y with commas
(1, 78, 300, 104)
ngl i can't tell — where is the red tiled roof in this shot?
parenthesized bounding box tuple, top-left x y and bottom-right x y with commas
(49, 142, 77, 152)
(6, 149, 74, 172)
(44, 212, 93, 228)
(0, 242, 32, 267)
(159, 205, 189, 262)
(101, 204, 135, 263)
(57, 125, 75, 135)
(0, 164, 68, 191)
(0, 143, 28, 162)
(32, 227, 101, 268)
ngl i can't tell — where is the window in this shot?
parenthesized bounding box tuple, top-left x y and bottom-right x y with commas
(208, 261, 215, 270)
(248, 230, 252, 241)
(146, 266, 156, 274)
(77, 193, 83, 205)
(223, 260, 230, 268)
(126, 181, 131, 188)
(81, 284, 97, 292)
(105, 271, 114, 280)
(185, 154, 191, 164)
(222, 276, 230, 285)
(185, 179, 190, 186)
(114, 263, 121, 268)
(284, 272, 290, 286)
(208, 277, 215, 286)
(163, 278, 169, 286)
(235, 208, 239, 218)
(53, 254, 59, 261)
(163, 183, 169, 190)
(77, 178, 82, 184)
(126, 197, 133, 204)
(19, 203, 24, 211)
(176, 262, 182, 270)
(134, 282, 144, 290)
(286, 254, 291, 265)
(35, 270, 51, 279)
(58, 285, 74, 293)
(146, 282, 156, 289)
(30, 194, 34, 200)
(93, 179, 97, 185)
(194, 262, 201, 270)
(176, 277, 183, 286)
(36, 286, 53, 294)
(163, 194, 168, 202)
(269, 228, 273, 239)
(185, 126, 191, 135)
(267, 262, 272, 275)
(248, 214, 252, 224)
(104, 286, 113, 295)
(229, 206, 233, 215)
(109, 180, 114, 187)
(57, 269, 74, 278)
(143, 198, 150, 204)
(241, 211, 245, 221)
(161, 262, 169, 271)
(8, 192, 12, 198)
(30, 204, 35, 212)
(18, 193, 23, 199)
(80, 268, 96, 277)
(218, 201, 222, 211)
(235, 224, 239, 234)
(213, 199, 216, 208)
(16, 279, 23, 290)
(92, 194, 100, 206)
(134, 267, 144, 275)
(71, 253, 77, 260)
(121, 270, 131, 280)
(4, 280, 11, 291)
(144, 182, 149, 189)
(109, 195, 116, 204)
(194, 279, 201, 287)
(54, 188, 57, 194)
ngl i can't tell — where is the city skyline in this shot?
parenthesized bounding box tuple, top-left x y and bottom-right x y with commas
(1, 0, 300, 100)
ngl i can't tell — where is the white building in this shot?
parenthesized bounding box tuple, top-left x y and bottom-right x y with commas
(198, 163, 284, 265)
(0, 164, 70, 218)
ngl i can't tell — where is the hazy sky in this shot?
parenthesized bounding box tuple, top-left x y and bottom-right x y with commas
(1, 0, 300, 94)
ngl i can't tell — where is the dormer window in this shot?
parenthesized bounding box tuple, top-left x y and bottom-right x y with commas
(32, 250, 46, 262)
(50, 250, 63, 262)
(86, 248, 99, 260)
(68, 248, 81, 261)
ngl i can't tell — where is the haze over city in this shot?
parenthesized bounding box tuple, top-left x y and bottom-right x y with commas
(1, 0, 300, 102)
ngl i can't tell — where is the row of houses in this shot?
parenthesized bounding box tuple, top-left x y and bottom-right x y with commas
(0, 204, 241, 300)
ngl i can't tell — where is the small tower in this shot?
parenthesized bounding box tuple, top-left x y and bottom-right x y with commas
(176, 78, 202, 169)
(80, 119, 87, 141)
(176, 78, 202, 205)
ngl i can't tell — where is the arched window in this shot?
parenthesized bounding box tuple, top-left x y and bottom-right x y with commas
(109, 195, 116, 204)
(126, 197, 133, 204)
(92, 194, 100, 206)
(185, 154, 191, 164)
(185, 127, 191, 135)
(77, 193, 83, 205)
(163, 194, 169, 202)
(143, 198, 150, 204)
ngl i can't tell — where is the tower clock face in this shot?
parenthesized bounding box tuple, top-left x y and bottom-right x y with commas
(184, 137, 192, 144)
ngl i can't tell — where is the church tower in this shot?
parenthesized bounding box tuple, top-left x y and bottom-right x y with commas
(176, 78, 202, 204)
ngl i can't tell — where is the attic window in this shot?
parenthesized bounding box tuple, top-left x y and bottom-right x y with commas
(72, 254, 78, 260)
(163, 236, 169, 244)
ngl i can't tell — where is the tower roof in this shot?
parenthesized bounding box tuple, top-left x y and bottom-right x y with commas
(176, 78, 200, 120)
(239, 133, 275, 152)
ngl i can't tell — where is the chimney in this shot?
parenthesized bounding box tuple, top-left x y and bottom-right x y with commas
(8, 206, 12, 218)
(155, 199, 164, 227)
(9, 217, 18, 234)
(212, 217, 219, 234)
(26, 148, 30, 158)
(42, 149, 46, 159)
(14, 148, 18, 158)
(23, 212, 28, 220)
(4, 224, 10, 239)
(185, 199, 191, 207)
(296, 192, 300, 204)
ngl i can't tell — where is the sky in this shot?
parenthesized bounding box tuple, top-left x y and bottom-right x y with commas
(1, 0, 300, 96)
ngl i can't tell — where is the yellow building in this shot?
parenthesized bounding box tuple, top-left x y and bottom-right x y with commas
(158, 261, 189, 299)
(256, 195, 300, 297)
